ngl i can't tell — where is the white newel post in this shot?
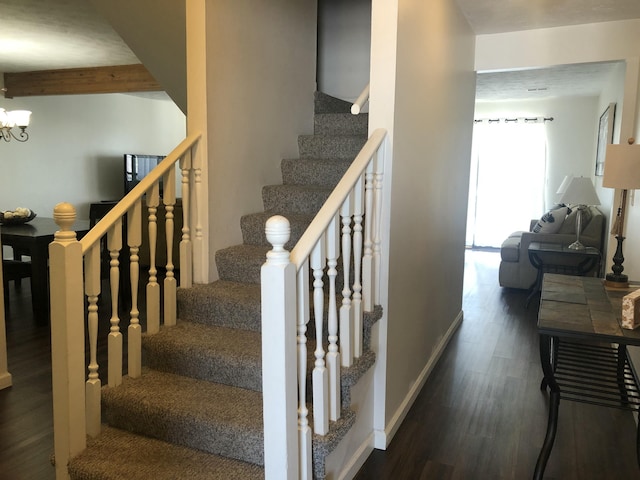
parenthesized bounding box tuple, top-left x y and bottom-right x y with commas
(50, 203, 87, 479)
(261, 216, 299, 480)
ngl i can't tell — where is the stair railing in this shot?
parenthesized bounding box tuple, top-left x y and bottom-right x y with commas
(261, 128, 387, 479)
(351, 83, 370, 115)
(49, 131, 202, 479)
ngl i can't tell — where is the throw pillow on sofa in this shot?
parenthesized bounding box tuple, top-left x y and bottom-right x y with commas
(532, 205, 570, 234)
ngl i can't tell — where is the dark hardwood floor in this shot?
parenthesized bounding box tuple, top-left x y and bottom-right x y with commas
(355, 249, 640, 480)
(1, 250, 639, 479)
(0, 283, 55, 480)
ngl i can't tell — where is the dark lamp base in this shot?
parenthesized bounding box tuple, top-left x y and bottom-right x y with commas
(605, 273, 629, 289)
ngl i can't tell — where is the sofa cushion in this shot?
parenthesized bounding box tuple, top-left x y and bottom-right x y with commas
(532, 206, 570, 234)
(500, 234, 521, 262)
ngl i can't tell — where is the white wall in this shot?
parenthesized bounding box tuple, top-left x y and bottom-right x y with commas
(474, 96, 600, 210)
(626, 62, 640, 283)
(476, 19, 640, 72)
(370, 0, 475, 445)
(204, 0, 317, 280)
(317, 0, 372, 102)
(0, 93, 185, 220)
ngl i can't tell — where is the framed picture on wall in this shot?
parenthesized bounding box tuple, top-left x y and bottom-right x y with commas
(595, 102, 616, 176)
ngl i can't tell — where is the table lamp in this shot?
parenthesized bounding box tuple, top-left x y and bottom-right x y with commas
(559, 176, 601, 250)
(602, 138, 640, 288)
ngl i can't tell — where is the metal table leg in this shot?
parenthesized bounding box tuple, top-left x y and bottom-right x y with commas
(534, 334, 560, 480)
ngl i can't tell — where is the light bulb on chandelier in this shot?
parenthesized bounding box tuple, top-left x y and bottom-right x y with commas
(0, 108, 32, 142)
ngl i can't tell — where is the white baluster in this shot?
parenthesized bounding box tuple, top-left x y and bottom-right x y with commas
(311, 238, 329, 435)
(193, 160, 205, 283)
(340, 195, 353, 367)
(127, 200, 142, 378)
(146, 183, 161, 334)
(326, 216, 341, 421)
(107, 219, 123, 387)
(261, 216, 298, 480)
(163, 168, 177, 326)
(373, 151, 384, 306)
(352, 175, 364, 357)
(297, 259, 312, 480)
(363, 161, 374, 312)
(180, 153, 193, 287)
(84, 243, 101, 437)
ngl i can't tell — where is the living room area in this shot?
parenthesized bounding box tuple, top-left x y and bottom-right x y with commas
(453, 58, 640, 478)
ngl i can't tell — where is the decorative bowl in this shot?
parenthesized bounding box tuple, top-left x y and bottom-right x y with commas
(0, 208, 37, 225)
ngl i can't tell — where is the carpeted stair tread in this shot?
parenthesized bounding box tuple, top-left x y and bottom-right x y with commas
(314, 91, 352, 114)
(215, 245, 269, 284)
(177, 280, 261, 331)
(281, 158, 353, 187)
(314, 112, 368, 136)
(143, 321, 262, 391)
(262, 184, 333, 214)
(68, 426, 263, 480)
(102, 369, 264, 465)
(240, 210, 315, 248)
(298, 134, 367, 159)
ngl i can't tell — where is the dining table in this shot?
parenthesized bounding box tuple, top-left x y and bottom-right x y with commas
(1, 217, 90, 323)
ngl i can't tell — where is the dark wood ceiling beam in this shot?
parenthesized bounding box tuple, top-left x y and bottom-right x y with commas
(3, 64, 162, 98)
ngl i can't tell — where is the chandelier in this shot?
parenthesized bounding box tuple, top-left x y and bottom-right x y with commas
(0, 108, 32, 142)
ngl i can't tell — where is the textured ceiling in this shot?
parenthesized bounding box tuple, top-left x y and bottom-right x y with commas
(0, 0, 138, 73)
(1, 0, 639, 101)
(476, 61, 624, 102)
(456, 0, 640, 35)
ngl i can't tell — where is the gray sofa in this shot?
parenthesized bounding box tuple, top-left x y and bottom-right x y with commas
(498, 205, 605, 290)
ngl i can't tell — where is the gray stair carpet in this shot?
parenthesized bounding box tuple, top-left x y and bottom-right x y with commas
(68, 92, 378, 480)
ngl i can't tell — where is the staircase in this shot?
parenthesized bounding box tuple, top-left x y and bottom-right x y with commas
(66, 93, 381, 480)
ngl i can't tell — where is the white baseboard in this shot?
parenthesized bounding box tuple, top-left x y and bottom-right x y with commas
(373, 310, 463, 449)
(336, 433, 374, 480)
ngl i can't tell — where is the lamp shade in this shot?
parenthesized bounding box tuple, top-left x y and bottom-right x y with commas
(559, 176, 601, 206)
(9, 110, 32, 128)
(603, 143, 640, 190)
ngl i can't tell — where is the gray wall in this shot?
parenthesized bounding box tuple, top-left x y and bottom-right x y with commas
(204, 0, 318, 279)
(384, 0, 476, 429)
(317, 0, 371, 102)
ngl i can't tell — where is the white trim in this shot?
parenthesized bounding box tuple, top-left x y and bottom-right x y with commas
(373, 311, 463, 449)
(336, 433, 375, 480)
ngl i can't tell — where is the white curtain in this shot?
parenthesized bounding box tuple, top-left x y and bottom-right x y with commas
(466, 120, 547, 248)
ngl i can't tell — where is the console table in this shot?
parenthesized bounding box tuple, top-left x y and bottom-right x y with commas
(534, 273, 640, 479)
(526, 241, 601, 307)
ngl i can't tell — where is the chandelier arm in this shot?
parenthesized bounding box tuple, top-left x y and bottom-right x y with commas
(12, 127, 29, 142)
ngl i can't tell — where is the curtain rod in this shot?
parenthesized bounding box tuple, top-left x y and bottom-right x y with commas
(474, 117, 554, 124)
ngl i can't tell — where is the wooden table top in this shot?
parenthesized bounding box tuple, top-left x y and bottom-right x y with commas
(0, 217, 90, 239)
(538, 273, 640, 345)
